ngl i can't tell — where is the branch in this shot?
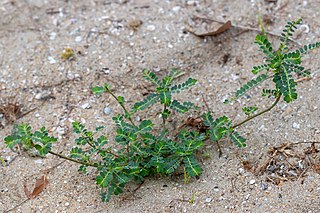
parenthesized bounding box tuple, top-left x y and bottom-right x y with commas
(48, 151, 98, 167)
(232, 95, 281, 129)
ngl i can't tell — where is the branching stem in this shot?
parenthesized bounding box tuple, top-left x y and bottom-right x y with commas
(232, 95, 281, 129)
(48, 150, 98, 167)
(107, 89, 136, 127)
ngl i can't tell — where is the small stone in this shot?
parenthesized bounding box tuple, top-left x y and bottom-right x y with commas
(292, 122, 300, 129)
(48, 56, 56, 64)
(249, 179, 256, 185)
(34, 159, 43, 164)
(65, 202, 70, 206)
(168, 43, 173, 48)
(75, 36, 82, 42)
(57, 126, 65, 135)
(261, 182, 268, 190)
(103, 107, 112, 115)
(35, 90, 52, 100)
(49, 32, 57, 40)
(81, 103, 91, 109)
(172, 6, 181, 12)
(147, 25, 156, 31)
(205, 197, 212, 203)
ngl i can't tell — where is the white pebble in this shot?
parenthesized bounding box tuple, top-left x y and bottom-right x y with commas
(81, 103, 91, 109)
(75, 36, 82, 42)
(48, 56, 56, 64)
(103, 107, 112, 115)
(49, 32, 57, 40)
(172, 6, 181, 13)
(65, 202, 70, 206)
(57, 126, 65, 135)
(249, 179, 256, 185)
(292, 122, 300, 129)
(205, 197, 212, 203)
(168, 43, 173, 48)
(147, 25, 156, 31)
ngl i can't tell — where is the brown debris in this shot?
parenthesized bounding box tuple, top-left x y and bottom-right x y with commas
(23, 175, 49, 199)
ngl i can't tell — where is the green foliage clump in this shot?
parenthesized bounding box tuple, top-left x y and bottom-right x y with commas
(3, 19, 319, 203)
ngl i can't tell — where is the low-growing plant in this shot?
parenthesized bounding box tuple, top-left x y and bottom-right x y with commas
(4, 19, 319, 202)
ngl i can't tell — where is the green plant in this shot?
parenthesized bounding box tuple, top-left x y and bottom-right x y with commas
(3, 19, 319, 203)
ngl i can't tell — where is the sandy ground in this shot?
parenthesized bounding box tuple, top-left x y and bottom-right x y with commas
(1, 0, 320, 212)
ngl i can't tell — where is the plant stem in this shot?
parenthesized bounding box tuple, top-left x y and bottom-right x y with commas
(232, 95, 281, 129)
(48, 151, 98, 167)
(162, 105, 167, 129)
(107, 90, 136, 127)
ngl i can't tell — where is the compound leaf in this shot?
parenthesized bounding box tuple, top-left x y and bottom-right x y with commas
(96, 171, 113, 188)
(251, 64, 270, 74)
(165, 157, 181, 174)
(298, 42, 320, 54)
(170, 78, 197, 93)
(169, 100, 194, 113)
(255, 34, 274, 58)
(229, 131, 246, 147)
(143, 70, 161, 87)
(236, 74, 268, 98)
(132, 93, 159, 112)
(183, 155, 202, 177)
(70, 147, 89, 161)
(273, 64, 297, 103)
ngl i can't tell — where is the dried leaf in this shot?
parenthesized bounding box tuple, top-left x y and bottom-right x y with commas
(186, 17, 232, 37)
(24, 175, 49, 199)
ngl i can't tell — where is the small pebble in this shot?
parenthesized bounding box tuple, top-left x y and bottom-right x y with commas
(103, 107, 112, 115)
(81, 103, 91, 109)
(48, 56, 56, 64)
(261, 182, 268, 190)
(205, 197, 212, 203)
(147, 25, 156, 31)
(65, 202, 70, 206)
(292, 122, 300, 129)
(172, 6, 181, 13)
(49, 32, 57, 40)
(75, 36, 82, 42)
(249, 179, 256, 185)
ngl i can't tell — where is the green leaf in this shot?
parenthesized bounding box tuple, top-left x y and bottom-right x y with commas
(251, 64, 270, 74)
(96, 171, 113, 188)
(183, 155, 202, 177)
(169, 100, 194, 113)
(92, 86, 106, 95)
(242, 106, 258, 116)
(298, 42, 320, 54)
(137, 120, 154, 134)
(101, 192, 111, 203)
(70, 147, 89, 161)
(4, 135, 21, 149)
(229, 131, 246, 147)
(280, 19, 302, 49)
(273, 64, 297, 103)
(165, 157, 181, 174)
(170, 78, 197, 93)
(283, 51, 301, 65)
(161, 109, 171, 120)
(34, 143, 52, 156)
(72, 122, 86, 134)
(159, 91, 171, 105)
(143, 69, 161, 87)
(117, 96, 125, 105)
(96, 135, 108, 147)
(254, 34, 274, 58)
(236, 74, 268, 98)
(132, 93, 159, 112)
